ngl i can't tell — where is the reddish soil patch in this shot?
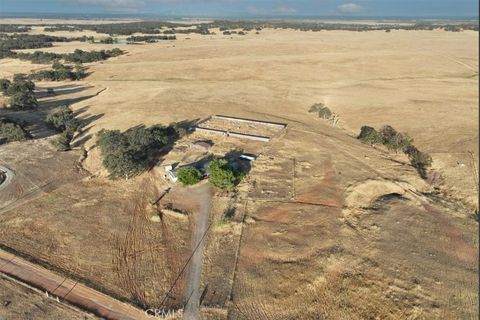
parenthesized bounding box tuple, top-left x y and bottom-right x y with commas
(422, 202, 478, 267)
(295, 158, 343, 208)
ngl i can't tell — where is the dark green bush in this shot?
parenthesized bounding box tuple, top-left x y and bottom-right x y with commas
(404, 145, 432, 178)
(8, 90, 38, 110)
(6, 78, 35, 95)
(177, 166, 202, 185)
(46, 106, 80, 134)
(29, 62, 87, 81)
(309, 103, 332, 119)
(2, 76, 37, 110)
(0, 118, 30, 143)
(380, 125, 413, 152)
(96, 123, 185, 179)
(358, 126, 384, 144)
(208, 158, 241, 191)
(50, 131, 73, 151)
(0, 79, 11, 94)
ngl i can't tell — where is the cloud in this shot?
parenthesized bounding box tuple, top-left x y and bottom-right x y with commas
(337, 3, 364, 13)
(247, 5, 297, 15)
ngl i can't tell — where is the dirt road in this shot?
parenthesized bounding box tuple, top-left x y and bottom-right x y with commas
(183, 183, 212, 320)
(0, 248, 151, 320)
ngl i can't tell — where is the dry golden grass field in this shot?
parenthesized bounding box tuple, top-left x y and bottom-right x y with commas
(0, 22, 478, 319)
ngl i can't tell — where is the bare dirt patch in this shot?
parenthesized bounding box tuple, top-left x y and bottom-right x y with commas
(0, 275, 96, 320)
(0, 26, 477, 319)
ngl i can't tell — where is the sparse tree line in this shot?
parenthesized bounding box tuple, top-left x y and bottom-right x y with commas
(163, 25, 211, 35)
(0, 21, 476, 44)
(4, 48, 124, 64)
(43, 25, 84, 32)
(358, 125, 432, 178)
(222, 30, 247, 35)
(126, 35, 176, 42)
(0, 25, 31, 33)
(29, 61, 87, 81)
(0, 33, 92, 51)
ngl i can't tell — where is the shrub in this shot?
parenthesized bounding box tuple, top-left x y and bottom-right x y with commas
(8, 90, 38, 110)
(405, 145, 432, 178)
(380, 125, 413, 152)
(177, 166, 202, 185)
(0, 118, 30, 142)
(208, 158, 239, 191)
(6, 78, 35, 95)
(309, 103, 332, 119)
(358, 126, 384, 144)
(100, 37, 115, 44)
(50, 131, 73, 151)
(0, 79, 10, 94)
(46, 106, 80, 134)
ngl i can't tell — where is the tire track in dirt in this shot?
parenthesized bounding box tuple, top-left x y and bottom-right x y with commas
(0, 248, 151, 320)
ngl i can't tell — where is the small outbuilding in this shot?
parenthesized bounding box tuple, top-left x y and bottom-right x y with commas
(191, 140, 213, 151)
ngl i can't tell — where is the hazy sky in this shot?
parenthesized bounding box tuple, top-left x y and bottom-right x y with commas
(0, 0, 478, 17)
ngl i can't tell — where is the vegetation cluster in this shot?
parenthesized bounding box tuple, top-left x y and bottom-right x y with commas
(177, 166, 203, 185)
(97, 124, 187, 179)
(358, 125, 432, 178)
(126, 35, 176, 42)
(0, 76, 38, 110)
(47, 106, 80, 151)
(30, 61, 87, 81)
(0, 117, 31, 143)
(309, 103, 333, 119)
(11, 48, 124, 64)
(208, 158, 244, 191)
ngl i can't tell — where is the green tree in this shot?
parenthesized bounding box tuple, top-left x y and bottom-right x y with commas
(46, 106, 80, 134)
(358, 126, 384, 144)
(8, 90, 38, 110)
(97, 129, 129, 154)
(177, 166, 202, 185)
(404, 145, 432, 178)
(74, 63, 86, 80)
(50, 131, 73, 151)
(6, 79, 35, 95)
(380, 125, 413, 152)
(102, 150, 143, 179)
(0, 119, 30, 142)
(0, 79, 11, 94)
(52, 60, 63, 70)
(208, 158, 238, 191)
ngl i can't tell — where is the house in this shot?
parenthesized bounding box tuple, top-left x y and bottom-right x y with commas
(165, 165, 178, 182)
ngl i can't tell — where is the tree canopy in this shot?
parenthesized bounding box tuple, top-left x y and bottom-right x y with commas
(177, 166, 203, 185)
(97, 123, 186, 179)
(208, 158, 242, 191)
